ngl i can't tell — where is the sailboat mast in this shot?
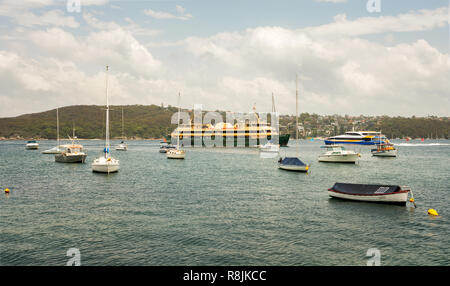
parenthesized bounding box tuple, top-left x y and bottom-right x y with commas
(296, 74, 299, 158)
(177, 92, 181, 149)
(105, 65, 110, 158)
(56, 108, 59, 147)
(121, 107, 124, 139)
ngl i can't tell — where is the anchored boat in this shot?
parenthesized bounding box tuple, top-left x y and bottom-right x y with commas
(55, 144, 87, 163)
(278, 74, 310, 172)
(26, 140, 39, 150)
(167, 92, 186, 160)
(325, 131, 389, 145)
(371, 143, 398, 157)
(92, 66, 120, 173)
(318, 145, 359, 163)
(328, 183, 410, 205)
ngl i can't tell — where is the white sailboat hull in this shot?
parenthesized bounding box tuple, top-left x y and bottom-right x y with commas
(328, 190, 408, 204)
(92, 158, 120, 173)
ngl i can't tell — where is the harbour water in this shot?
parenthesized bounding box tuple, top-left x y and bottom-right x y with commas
(0, 139, 449, 266)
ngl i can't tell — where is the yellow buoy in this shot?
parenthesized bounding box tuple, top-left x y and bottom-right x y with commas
(409, 198, 414, 203)
(5, 188, 10, 193)
(428, 209, 439, 216)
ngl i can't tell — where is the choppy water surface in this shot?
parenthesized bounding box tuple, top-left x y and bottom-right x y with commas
(0, 139, 449, 266)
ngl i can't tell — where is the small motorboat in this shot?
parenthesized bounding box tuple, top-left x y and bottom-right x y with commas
(26, 140, 39, 150)
(371, 143, 397, 157)
(278, 157, 309, 172)
(166, 148, 185, 159)
(159, 142, 176, 153)
(116, 141, 128, 151)
(328, 183, 410, 205)
(318, 145, 359, 163)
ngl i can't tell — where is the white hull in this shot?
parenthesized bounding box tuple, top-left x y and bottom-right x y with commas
(372, 149, 397, 157)
(319, 153, 359, 163)
(26, 144, 39, 150)
(328, 190, 408, 204)
(92, 161, 120, 173)
(167, 150, 185, 159)
(279, 164, 309, 172)
(116, 144, 128, 151)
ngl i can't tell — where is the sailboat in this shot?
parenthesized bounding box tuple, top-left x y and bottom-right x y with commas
(259, 93, 280, 154)
(167, 92, 186, 159)
(115, 107, 128, 151)
(278, 74, 310, 172)
(92, 66, 120, 173)
(55, 124, 87, 163)
(43, 108, 65, 154)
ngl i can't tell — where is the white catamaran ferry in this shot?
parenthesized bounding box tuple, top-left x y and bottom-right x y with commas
(324, 131, 389, 145)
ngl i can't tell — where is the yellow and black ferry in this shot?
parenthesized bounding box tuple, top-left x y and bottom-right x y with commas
(170, 115, 290, 147)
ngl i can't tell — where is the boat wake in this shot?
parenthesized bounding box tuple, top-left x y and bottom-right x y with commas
(395, 143, 450, 147)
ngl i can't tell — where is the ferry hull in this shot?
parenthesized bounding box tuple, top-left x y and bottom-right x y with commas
(324, 140, 376, 146)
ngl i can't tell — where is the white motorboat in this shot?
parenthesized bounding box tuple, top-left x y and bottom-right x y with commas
(92, 66, 120, 173)
(278, 74, 309, 172)
(43, 108, 64, 154)
(167, 92, 186, 160)
(166, 148, 186, 159)
(26, 140, 39, 150)
(116, 141, 128, 151)
(318, 145, 359, 163)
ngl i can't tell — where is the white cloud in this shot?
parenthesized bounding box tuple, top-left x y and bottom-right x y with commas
(144, 5, 192, 20)
(82, 12, 161, 36)
(28, 27, 163, 79)
(303, 7, 449, 37)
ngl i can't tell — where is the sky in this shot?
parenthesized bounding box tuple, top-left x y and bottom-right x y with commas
(0, 0, 449, 117)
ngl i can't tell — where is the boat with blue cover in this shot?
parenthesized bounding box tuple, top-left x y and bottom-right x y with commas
(278, 157, 309, 172)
